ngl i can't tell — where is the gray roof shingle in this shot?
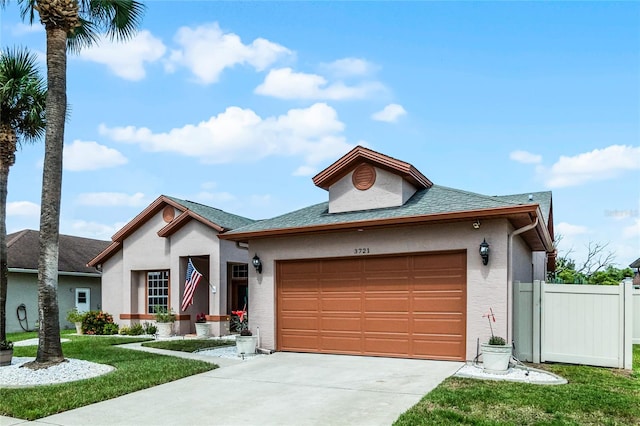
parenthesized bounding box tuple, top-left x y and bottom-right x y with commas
(8, 230, 110, 274)
(165, 196, 255, 230)
(226, 186, 552, 234)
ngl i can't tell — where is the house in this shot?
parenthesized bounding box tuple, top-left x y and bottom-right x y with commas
(220, 146, 555, 361)
(630, 257, 640, 285)
(6, 229, 110, 333)
(88, 196, 255, 336)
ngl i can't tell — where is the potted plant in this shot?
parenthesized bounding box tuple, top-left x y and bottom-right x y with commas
(231, 308, 257, 355)
(480, 308, 512, 374)
(195, 313, 210, 337)
(66, 308, 86, 334)
(0, 340, 13, 367)
(153, 306, 176, 338)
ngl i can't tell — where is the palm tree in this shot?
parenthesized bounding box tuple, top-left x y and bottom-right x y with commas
(0, 47, 46, 344)
(1, 0, 144, 365)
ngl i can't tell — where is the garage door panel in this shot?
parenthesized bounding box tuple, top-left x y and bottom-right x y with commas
(364, 297, 410, 312)
(412, 296, 464, 312)
(413, 317, 464, 335)
(364, 318, 409, 333)
(321, 317, 361, 332)
(277, 251, 466, 360)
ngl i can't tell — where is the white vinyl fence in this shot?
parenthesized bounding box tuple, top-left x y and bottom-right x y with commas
(514, 279, 635, 369)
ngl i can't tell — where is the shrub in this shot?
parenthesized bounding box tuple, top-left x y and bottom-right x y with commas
(119, 326, 131, 335)
(103, 323, 119, 335)
(488, 335, 507, 346)
(143, 322, 157, 335)
(82, 310, 116, 335)
(66, 308, 86, 323)
(128, 323, 145, 335)
(153, 306, 176, 323)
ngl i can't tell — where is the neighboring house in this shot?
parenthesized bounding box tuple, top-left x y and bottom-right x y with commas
(220, 146, 555, 361)
(88, 196, 255, 336)
(631, 257, 640, 285)
(6, 229, 110, 333)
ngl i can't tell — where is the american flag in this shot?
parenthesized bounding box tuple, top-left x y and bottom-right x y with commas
(181, 258, 203, 312)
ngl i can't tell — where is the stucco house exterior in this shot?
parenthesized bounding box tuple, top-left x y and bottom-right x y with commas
(88, 196, 255, 336)
(220, 146, 555, 361)
(6, 229, 109, 333)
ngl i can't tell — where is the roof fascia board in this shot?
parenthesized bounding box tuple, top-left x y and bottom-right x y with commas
(87, 241, 122, 267)
(111, 195, 185, 242)
(157, 210, 225, 237)
(219, 204, 539, 242)
(9, 268, 101, 277)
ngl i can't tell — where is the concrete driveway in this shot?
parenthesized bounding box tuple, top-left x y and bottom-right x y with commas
(13, 352, 462, 426)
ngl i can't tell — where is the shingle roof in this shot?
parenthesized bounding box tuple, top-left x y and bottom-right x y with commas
(226, 186, 551, 234)
(7, 230, 110, 274)
(164, 196, 255, 230)
(630, 257, 640, 269)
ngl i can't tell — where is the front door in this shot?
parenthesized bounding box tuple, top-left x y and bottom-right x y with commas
(75, 288, 90, 312)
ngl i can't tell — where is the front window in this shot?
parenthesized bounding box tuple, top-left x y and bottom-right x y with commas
(147, 270, 170, 314)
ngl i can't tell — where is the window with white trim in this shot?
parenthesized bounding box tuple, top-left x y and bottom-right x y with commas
(147, 270, 170, 314)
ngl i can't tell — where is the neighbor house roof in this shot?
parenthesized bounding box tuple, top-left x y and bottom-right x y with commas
(8, 229, 110, 275)
(630, 258, 640, 269)
(88, 195, 255, 267)
(221, 186, 555, 252)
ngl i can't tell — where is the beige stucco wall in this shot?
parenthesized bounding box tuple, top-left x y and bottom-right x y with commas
(329, 167, 417, 213)
(247, 219, 515, 361)
(6, 272, 101, 333)
(100, 210, 248, 336)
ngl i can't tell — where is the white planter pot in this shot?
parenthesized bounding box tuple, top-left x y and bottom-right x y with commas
(195, 322, 210, 337)
(75, 322, 83, 335)
(156, 322, 173, 338)
(236, 336, 258, 355)
(481, 343, 512, 374)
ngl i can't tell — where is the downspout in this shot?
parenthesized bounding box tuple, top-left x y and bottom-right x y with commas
(507, 215, 538, 343)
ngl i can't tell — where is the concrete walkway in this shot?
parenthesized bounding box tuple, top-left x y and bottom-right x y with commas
(2, 347, 462, 426)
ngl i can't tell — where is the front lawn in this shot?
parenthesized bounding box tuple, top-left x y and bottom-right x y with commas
(0, 332, 217, 420)
(394, 345, 640, 425)
(142, 338, 234, 352)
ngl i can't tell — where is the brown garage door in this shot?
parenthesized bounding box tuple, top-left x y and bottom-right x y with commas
(277, 251, 466, 361)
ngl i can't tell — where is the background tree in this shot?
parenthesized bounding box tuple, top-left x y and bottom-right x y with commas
(550, 237, 633, 284)
(0, 47, 46, 344)
(1, 0, 144, 366)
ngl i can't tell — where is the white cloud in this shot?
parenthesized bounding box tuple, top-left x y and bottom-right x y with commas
(255, 68, 384, 100)
(11, 23, 44, 36)
(166, 22, 291, 84)
(321, 58, 378, 77)
(76, 192, 146, 207)
(623, 218, 640, 239)
(509, 150, 542, 164)
(68, 220, 125, 240)
(77, 30, 166, 81)
(100, 103, 353, 172)
(293, 165, 317, 176)
(543, 145, 640, 188)
(7, 201, 40, 216)
(371, 104, 407, 123)
(63, 140, 128, 171)
(556, 222, 589, 237)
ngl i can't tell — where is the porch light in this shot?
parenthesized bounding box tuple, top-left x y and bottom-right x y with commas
(252, 254, 262, 274)
(479, 239, 490, 265)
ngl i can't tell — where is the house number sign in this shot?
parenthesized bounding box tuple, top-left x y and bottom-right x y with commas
(354, 248, 370, 254)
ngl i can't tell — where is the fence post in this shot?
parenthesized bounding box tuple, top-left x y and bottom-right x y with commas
(623, 278, 633, 370)
(533, 280, 541, 363)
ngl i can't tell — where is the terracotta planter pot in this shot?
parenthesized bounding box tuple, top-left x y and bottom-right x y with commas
(195, 322, 210, 337)
(0, 349, 13, 367)
(481, 343, 512, 374)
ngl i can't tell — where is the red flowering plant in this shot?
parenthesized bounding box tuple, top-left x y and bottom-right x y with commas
(196, 313, 207, 323)
(231, 308, 251, 336)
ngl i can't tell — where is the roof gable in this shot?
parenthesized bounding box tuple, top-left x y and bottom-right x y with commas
(8, 229, 110, 274)
(313, 145, 433, 190)
(88, 195, 255, 266)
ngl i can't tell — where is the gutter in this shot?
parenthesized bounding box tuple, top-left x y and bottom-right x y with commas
(8, 268, 101, 278)
(506, 215, 539, 344)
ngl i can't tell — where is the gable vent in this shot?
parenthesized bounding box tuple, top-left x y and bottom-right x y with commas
(352, 164, 376, 191)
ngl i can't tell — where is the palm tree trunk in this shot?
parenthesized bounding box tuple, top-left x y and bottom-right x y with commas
(35, 25, 68, 363)
(0, 142, 9, 342)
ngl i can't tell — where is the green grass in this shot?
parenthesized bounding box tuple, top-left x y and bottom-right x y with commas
(394, 345, 640, 426)
(142, 339, 234, 352)
(0, 332, 217, 420)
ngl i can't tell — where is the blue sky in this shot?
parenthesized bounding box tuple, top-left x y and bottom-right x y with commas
(1, 1, 639, 268)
